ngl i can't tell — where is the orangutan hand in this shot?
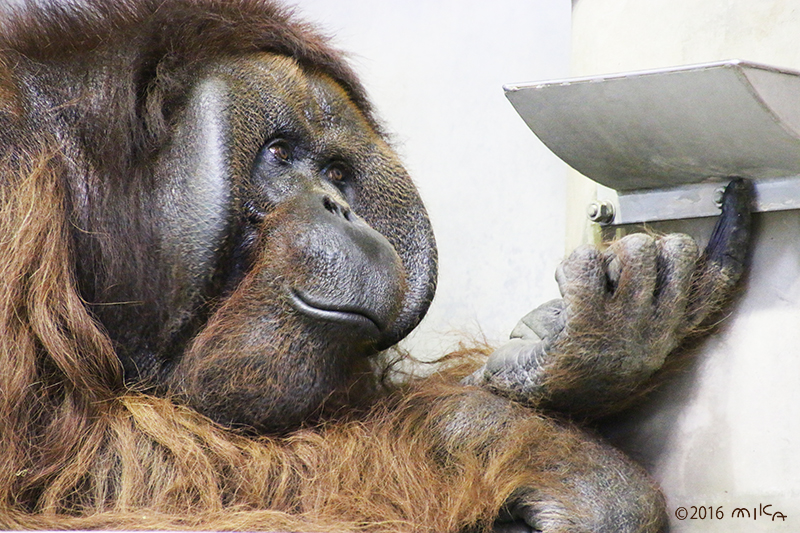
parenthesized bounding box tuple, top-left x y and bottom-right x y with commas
(466, 178, 753, 418)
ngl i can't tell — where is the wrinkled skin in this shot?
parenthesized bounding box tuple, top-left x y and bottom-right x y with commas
(468, 179, 752, 420)
(62, 54, 437, 432)
(0, 1, 754, 531)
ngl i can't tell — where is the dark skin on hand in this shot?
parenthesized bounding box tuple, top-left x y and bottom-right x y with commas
(0, 1, 752, 531)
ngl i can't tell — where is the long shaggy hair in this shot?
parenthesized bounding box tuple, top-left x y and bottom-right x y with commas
(0, 2, 579, 530)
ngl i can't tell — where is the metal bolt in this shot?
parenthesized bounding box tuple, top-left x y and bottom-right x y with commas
(713, 186, 725, 207)
(587, 201, 615, 224)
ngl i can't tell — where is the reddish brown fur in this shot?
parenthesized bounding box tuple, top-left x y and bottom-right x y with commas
(0, 2, 606, 531)
(0, 2, 680, 531)
(0, 150, 663, 531)
(0, 165, 578, 528)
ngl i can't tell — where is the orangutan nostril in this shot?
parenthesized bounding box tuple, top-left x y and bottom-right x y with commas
(323, 195, 350, 220)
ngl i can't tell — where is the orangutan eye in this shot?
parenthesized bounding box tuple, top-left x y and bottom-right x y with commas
(323, 162, 350, 183)
(267, 139, 293, 163)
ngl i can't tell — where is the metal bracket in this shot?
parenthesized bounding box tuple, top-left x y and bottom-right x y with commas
(505, 60, 800, 225)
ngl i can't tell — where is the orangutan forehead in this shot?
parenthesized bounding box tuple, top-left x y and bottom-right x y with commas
(192, 53, 380, 159)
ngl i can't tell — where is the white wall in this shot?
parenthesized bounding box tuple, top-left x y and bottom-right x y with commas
(288, 1, 572, 359)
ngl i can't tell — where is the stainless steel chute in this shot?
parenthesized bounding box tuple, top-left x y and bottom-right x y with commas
(506, 60, 800, 225)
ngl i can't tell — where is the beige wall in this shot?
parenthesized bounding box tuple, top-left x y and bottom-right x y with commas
(571, 1, 800, 530)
